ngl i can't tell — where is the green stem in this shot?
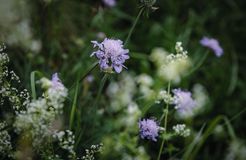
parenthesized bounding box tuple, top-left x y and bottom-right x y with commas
(157, 81, 171, 160)
(92, 74, 108, 108)
(30, 71, 37, 100)
(69, 81, 79, 130)
(124, 8, 144, 46)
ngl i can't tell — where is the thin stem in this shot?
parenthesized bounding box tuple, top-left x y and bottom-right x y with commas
(124, 7, 144, 46)
(69, 80, 79, 130)
(92, 74, 108, 108)
(157, 81, 171, 160)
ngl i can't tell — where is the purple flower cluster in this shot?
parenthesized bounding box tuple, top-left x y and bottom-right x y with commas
(200, 37, 223, 57)
(138, 119, 159, 141)
(103, 0, 116, 7)
(172, 89, 196, 117)
(91, 38, 129, 73)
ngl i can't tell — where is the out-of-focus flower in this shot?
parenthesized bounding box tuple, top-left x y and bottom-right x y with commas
(91, 38, 129, 73)
(200, 37, 223, 57)
(172, 124, 190, 137)
(172, 89, 196, 118)
(103, 0, 116, 7)
(150, 42, 192, 84)
(138, 118, 159, 141)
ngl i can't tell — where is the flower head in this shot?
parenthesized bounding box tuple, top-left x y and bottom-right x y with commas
(172, 89, 196, 118)
(91, 38, 129, 73)
(200, 37, 223, 57)
(138, 118, 159, 141)
(103, 0, 116, 7)
(51, 73, 65, 90)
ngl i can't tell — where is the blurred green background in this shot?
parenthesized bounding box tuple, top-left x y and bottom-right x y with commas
(0, 0, 246, 159)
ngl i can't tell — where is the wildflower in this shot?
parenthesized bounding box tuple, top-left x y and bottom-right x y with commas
(103, 0, 116, 7)
(91, 38, 129, 73)
(172, 89, 196, 118)
(51, 73, 65, 90)
(200, 37, 223, 57)
(173, 124, 190, 137)
(138, 118, 159, 141)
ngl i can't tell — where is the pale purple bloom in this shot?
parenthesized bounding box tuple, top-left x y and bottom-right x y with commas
(51, 73, 65, 89)
(91, 38, 129, 73)
(200, 37, 223, 57)
(138, 119, 159, 141)
(172, 89, 196, 118)
(86, 75, 94, 83)
(103, 0, 116, 7)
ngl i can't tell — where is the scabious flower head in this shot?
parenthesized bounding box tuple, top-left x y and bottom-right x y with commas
(200, 37, 223, 57)
(51, 73, 65, 90)
(172, 89, 196, 118)
(103, 0, 116, 7)
(91, 38, 129, 73)
(138, 118, 159, 141)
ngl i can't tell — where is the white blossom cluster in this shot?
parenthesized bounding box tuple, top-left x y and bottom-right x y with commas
(81, 143, 103, 160)
(53, 130, 76, 157)
(107, 73, 136, 112)
(172, 124, 190, 137)
(156, 90, 175, 104)
(0, 44, 30, 111)
(14, 74, 68, 150)
(225, 140, 246, 160)
(0, 122, 12, 156)
(136, 74, 155, 100)
(150, 42, 191, 83)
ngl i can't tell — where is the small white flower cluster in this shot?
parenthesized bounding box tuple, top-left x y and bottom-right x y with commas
(14, 74, 68, 149)
(156, 90, 175, 104)
(136, 74, 155, 100)
(53, 130, 76, 157)
(107, 73, 136, 112)
(172, 124, 190, 137)
(81, 143, 103, 160)
(0, 122, 12, 155)
(0, 47, 30, 111)
(150, 42, 191, 83)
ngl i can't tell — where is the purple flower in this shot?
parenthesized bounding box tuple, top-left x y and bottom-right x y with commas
(172, 89, 196, 117)
(103, 0, 116, 7)
(51, 73, 65, 89)
(200, 37, 223, 57)
(138, 119, 159, 141)
(91, 38, 129, 73)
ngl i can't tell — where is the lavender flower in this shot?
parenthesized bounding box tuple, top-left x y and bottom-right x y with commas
(103, 0, 116, 7)
(138, 119, 159, 141)
(51, 73, 65, 90)
(91, 38, 129, 73)
(172, 89, 196, 118)
(200, 37, 223, 57)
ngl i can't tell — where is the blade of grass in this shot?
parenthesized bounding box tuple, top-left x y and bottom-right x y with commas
(69, 81, 79, 130)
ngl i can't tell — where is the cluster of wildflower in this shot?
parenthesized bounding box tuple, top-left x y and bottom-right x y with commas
(53, 130, 76, 157)
(155, 88, 197, 118)
(0, 44, 30, 111)
(172, 124, 190, 137)
(81, 143, 103, 160)
(136, 74, 155, 100)
(91, 38, 129, 73)
(107, 73, 136, 111)
(138, 118, 162, 141)
(156, 90, 175, 104)
(150, 42, 191, 83)
(172, 89, 196, 118)
(0, 122, 12, 156)
(14, 73, 68, 149)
